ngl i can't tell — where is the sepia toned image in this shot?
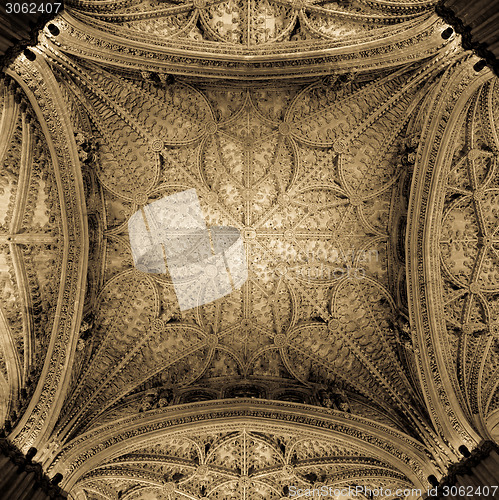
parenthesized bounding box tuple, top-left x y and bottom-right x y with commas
(0, 0, 499, 499)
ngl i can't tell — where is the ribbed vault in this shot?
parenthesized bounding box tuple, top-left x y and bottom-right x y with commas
(50, 0, 449, 79)
(1, 0, 499, 499)
(407, 54, 499, 450)
(0, 79, 63, 430)
(51, 402, 435, 496)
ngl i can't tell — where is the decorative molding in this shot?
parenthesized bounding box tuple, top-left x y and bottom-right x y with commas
(5, 51, 89, 452)
(42, 9, 452, 79)
(406, 52, 495, 450)
(49, 400, 438, 490)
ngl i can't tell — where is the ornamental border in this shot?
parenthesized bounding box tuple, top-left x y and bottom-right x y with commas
(6, 52, 89, 452)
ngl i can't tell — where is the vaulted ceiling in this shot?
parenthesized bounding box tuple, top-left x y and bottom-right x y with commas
(1, 1, 498, 499)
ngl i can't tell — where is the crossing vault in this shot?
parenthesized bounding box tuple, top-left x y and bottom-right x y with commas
(1, 0, 499, 499)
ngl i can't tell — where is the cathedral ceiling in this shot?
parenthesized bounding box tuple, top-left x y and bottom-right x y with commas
(48, 60, 437, 441)
(72, 427, 414, 500)
(440, 79, 499, 419)
(407, 63, 499, 447)
(1, 1, 499, 499)
(45, 55, 447, 498)
(65, 0, 435, 48)
(50, 0, 448, 78)
(0, 81, 63, 428)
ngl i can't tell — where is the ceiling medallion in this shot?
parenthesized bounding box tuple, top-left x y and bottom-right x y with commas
(242, 188, 253, 201)
(334, 140, 348, 154)
(461, 323, 473, 335)
(205, 265, 219, 278)
(163, 482, 176, 494)
(152, 318, 165, 332)
(151, 139, 164, 152)
(328, 318, 340, 331)
(278, 193, 291, 207)
(489, 323, 499, 337)
(205, 121, 218, 135)
(243, 138, 254, 150)
(206, 334, 219, 346)
(204, 191, 219, 204)
(477, 235, 488, 247)
(240, 319, 252, 340)
(134, 192, 149, 206)
(275, 263, 288, 276)
(279, 122, 291, 136)
(473, 189, 484, 201)
(243, 229, 256, 241)
(274, 333, 287, 348)
(349, 194, 363, 206)
(134, 264, 150, 275)
(239, 475, 251, 487)
(241, 318, 252, 330)
(196, 464, 210, 477)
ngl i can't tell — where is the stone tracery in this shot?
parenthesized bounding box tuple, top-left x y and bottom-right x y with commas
(1, 0, 499, 498)
(49, 0, 450, 79)
(436, 78, 499, 427)
(68, 0, 436, 47)
(35, 61, 447, 451)
(0, 81, 63, 433)
(72, 428, 414, 500)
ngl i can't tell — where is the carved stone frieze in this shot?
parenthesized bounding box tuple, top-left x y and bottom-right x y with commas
(42, 2, 453, 79)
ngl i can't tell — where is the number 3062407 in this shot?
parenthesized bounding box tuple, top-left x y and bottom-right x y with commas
(6, 3, 62, 14)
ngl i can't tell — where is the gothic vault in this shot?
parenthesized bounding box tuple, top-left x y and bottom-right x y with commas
(1, 0, 499, 499)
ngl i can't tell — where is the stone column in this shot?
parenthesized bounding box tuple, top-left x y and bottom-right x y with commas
(0, 439, 66, 500)
(424, 441, 499, 499)
(435, 0, 499, 76)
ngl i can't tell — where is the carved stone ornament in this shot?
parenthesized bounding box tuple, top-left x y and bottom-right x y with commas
(45, 1, 452, 79)
(1, 1, 499, 499)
